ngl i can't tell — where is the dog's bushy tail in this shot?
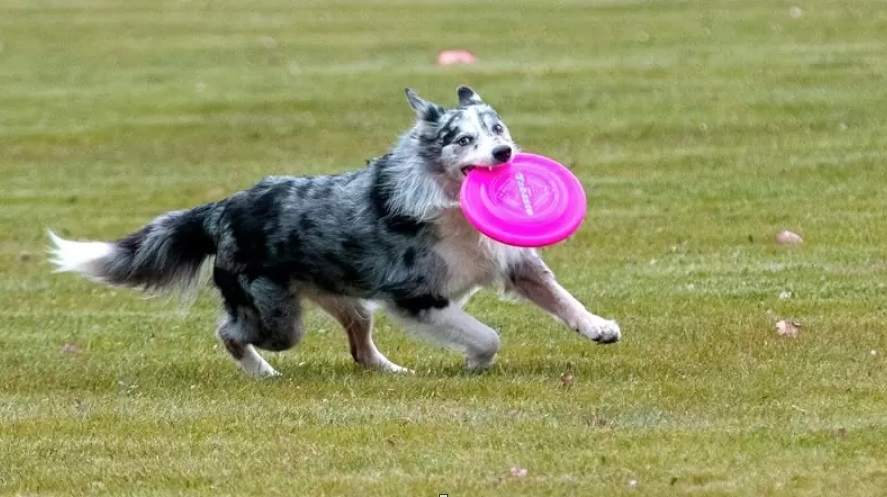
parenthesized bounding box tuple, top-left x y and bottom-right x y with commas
(49, 203, 217, 295)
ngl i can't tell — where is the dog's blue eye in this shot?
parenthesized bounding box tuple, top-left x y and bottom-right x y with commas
(493, 124, 504, 134)
(458, 136, 473, 146)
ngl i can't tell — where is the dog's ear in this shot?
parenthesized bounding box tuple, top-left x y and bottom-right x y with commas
(457, 86, 484, 107)
(405, 88, 444, 123)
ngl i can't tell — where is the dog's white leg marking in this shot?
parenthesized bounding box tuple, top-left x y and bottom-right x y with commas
(388, 303, 501, 370)
(355, 341, 411, 374)
(309, 295, 410, 373)
(216, 320, 280, 378)
(238, 344, 281, 377)
(507, 255, 621, 344)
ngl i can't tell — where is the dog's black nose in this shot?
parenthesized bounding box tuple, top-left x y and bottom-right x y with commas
(492, 145, 513, 163)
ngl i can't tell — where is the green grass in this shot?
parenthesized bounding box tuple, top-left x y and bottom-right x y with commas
(3, 0, 887, 495)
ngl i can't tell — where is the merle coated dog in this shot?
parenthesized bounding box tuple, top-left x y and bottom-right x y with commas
(49, 86, 621, 377)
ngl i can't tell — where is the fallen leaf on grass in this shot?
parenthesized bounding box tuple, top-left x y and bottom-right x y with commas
(18, 252, 32, 263)
(61, 343, 81, 354)
(776, 230, 803, 245)
(509, 466, 528, 478)
(559, 363, 574, 387)
(776, 320, 801, 337)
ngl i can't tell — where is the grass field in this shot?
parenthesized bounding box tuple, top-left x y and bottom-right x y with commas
(3, 0, 887, 495)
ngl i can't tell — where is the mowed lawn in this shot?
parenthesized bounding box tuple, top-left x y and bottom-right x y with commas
(2, 0, 887, 495)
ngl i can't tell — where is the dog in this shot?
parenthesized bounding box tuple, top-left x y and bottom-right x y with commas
(48, 86, 621, 377)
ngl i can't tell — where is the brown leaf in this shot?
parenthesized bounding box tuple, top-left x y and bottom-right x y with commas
(18, 252, 32, 263)
(558, 361, 575, 388)
(776, 230, 803, 245)
(559, 370, 574, 387)
(775, 319, 801, 337)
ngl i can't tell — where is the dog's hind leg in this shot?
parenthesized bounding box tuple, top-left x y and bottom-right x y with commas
(216, 318, 280, 377)
(387, 298, 501, 370)
(213, 268, 304, 377)
(309, 294, 410, 373)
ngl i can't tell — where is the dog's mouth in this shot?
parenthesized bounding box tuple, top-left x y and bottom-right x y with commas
(460, 165, 499, 177)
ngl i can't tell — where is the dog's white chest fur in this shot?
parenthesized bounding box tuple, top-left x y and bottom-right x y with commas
(433, 210, 527, 298)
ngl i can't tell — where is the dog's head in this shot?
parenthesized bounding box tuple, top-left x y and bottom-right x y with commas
(404, 86, 519, 182)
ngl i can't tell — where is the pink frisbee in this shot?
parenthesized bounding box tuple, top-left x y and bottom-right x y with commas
(460, 153, 587, 247)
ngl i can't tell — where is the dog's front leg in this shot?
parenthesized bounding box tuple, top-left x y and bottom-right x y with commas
(506, 255, 621, 344)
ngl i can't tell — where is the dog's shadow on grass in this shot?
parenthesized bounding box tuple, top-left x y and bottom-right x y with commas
(94, 350, 601, 396)
(113, 356, 580, 391)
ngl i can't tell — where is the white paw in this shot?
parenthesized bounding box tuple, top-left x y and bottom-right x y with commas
(361, 355, 414, 374)
(376, 360, 413, 374)
(466, 353, 497, 371)
(575, 315, 621, 344)
(384, 363, 414, 374)
(244, 363, 281, 378)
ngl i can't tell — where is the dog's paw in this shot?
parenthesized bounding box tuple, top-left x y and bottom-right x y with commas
(245, 359, 280, 378)
(466, 353, 497, 371)
(575, 315, 621, 344)
(359, 354, 414, 374)
(248, 366, 281, 379)
(381, 361, 414, 374)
